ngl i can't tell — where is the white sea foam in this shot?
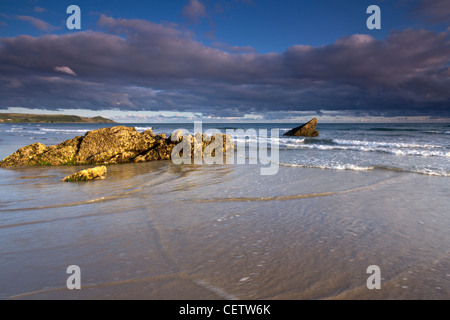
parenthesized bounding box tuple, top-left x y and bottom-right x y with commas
(413, 168, 450, 177)
(389, 149, 450, 157)
(233, 137, 304, 146)
(281, 142, 449, 158)
(333, 139, 441, 149)
(281, 162, 450, 177)
(231, 134, 448, 158)
(39, 128, 89, 134)
(38, 127, 153, 133)
(5, 129, 45, 134)
(281, 163, 375, 171)
(135, 126, 153, 132)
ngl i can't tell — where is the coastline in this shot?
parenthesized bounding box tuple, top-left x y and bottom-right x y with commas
(0, 113, 116, 124)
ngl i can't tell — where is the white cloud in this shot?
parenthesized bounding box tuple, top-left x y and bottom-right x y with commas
(54, 66, 77, 76)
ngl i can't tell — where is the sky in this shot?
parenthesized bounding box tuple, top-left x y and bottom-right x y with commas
(0, 0, 449, 123)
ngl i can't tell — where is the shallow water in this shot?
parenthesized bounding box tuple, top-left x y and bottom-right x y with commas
(0, 122, 449, 299)
(0, 161, 448, 299)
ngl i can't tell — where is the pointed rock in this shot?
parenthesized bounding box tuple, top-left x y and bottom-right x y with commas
(283, 118, 319, 137)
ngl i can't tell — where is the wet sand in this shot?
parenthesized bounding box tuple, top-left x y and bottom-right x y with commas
(1, 161, 449, 299)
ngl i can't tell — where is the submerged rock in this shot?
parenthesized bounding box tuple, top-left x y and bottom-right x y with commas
(0, 126, 234, 167)
(284, 118, 319, 137)
(62, 166, 107, 182)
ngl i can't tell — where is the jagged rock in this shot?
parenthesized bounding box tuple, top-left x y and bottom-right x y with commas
(0, 126, 235, 168)
(75, 126, 147, 164)
(169, 129, 185, 143)
(40, 136, 83, 165)
(62, 166, 107, 182)
(284, 118, 319, 137)
(0, 142, 48, 167)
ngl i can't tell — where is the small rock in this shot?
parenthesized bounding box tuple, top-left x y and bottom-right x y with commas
(62, 166, 107, 182)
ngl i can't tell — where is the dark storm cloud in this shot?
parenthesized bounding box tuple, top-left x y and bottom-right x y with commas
(0, 15, 449, 117)
(415, 0, 450, 23)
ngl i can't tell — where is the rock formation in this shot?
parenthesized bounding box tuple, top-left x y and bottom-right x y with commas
(283, 118, 319, 137)
(62, 166, 107, 182)
(0, 126, 234, 168)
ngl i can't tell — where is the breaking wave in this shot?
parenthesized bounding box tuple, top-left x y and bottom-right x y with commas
(232, 136, 449, 158)
(280, 163, 450, 177)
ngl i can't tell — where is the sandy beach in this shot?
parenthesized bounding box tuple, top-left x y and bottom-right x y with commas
(1, 157, 448, 300)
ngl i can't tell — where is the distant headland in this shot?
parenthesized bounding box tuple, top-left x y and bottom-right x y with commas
(0, 113, 116, 124)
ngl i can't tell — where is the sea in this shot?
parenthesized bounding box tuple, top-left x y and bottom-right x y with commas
(0, 122, 449, 299)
